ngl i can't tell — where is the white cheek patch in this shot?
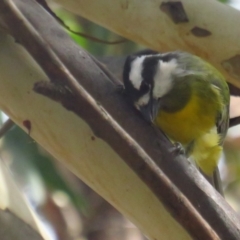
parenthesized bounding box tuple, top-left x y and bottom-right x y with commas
(153, 59, 178, 98)
(129, 56, 146, 90)
(134, 92, 150, 109)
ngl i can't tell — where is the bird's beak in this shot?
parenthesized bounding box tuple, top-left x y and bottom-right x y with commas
(139, 98, 160, 123)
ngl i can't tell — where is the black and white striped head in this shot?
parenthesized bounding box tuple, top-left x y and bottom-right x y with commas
(123, 52, 180, 122)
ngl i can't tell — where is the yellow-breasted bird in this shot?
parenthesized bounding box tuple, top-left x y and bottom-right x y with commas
(123, 51, 230, 194)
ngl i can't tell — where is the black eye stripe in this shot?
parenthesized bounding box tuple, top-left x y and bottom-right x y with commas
(141, 56, 160, 90)
(123, 52, 179, 104)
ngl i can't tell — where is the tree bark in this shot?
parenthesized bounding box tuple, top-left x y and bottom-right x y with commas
(0, 209, 43, 240)
(0, 0, 240, 239)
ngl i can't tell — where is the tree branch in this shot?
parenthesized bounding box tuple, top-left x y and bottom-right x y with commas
(51, 0, 240, 90)
(0, 209, 43, 240)
(0, 0, 240, 239)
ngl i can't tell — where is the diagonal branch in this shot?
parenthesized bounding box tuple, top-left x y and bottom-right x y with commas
(0, 1, 210, 239)
(0, 209, 43, 240)
(0, 0, 240, 239)
(52, 0, 240, 90)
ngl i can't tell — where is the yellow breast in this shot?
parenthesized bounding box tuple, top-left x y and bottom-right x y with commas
(154, 94, 219, 145)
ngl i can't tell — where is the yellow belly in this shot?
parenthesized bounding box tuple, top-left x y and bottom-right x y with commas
(155, 94, 218, 145)
(154, 94, 222, 174)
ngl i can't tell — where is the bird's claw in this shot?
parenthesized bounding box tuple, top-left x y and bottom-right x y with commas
(170, 142, 185, 155)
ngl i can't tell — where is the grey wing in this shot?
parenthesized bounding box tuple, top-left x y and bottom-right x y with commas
(212, 104, 229, 196)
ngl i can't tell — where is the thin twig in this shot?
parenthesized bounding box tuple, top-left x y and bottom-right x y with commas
(0, 118, 14, 138)
(36, 0, 126, 45)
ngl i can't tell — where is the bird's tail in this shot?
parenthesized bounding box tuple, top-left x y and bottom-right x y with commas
(189, 132, 224, 196)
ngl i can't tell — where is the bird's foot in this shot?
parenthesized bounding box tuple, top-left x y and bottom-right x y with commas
(170, 142, 185, 155)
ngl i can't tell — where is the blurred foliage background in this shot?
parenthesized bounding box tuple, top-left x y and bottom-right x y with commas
(0, 0, 240, 239)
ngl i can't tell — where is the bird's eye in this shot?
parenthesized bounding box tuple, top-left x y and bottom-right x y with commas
(140, 82, 150, 93)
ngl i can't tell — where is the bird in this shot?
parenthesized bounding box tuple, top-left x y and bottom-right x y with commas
(123, 50, 230, 194)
